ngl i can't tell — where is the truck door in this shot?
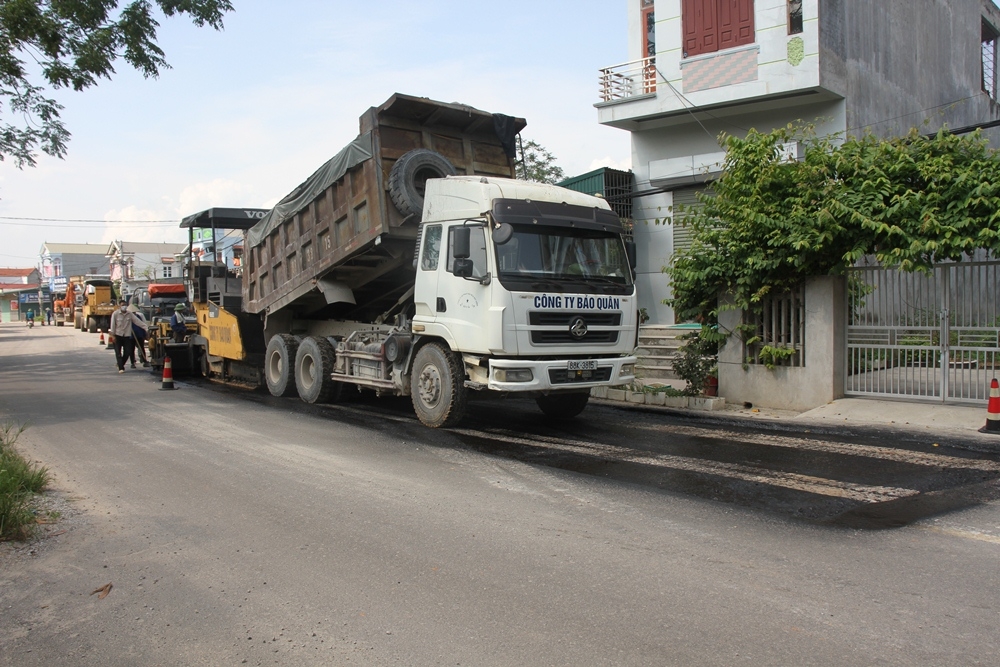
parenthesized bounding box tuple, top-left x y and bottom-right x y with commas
(413, 224, 443, 321)
(437, 224, 491, 353)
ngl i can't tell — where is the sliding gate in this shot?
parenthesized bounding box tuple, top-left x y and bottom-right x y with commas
(846, 261, 1000, 403)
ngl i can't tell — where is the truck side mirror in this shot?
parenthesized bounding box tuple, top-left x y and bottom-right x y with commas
(453, 226, 471, 259)
(453, 257, 474, 278)
(492, 223, 514, 245)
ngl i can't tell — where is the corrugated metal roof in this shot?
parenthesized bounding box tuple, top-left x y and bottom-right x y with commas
(115, 242, 186, 254)
(40, 243, 110, 254)
(0, 268, 37, 277)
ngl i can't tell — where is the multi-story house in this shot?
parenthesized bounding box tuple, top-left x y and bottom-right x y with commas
(598, 0, 1000, 324)
(39, 242, 112, 280)
(105, 241, 187, 283)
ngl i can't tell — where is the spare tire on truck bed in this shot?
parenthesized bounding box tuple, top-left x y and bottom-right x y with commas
(388, 148, 457, 217)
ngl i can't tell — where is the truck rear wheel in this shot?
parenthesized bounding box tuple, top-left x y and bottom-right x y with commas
(388, 148, 457, 217)
(74, 313, 82, 329)
(265, 334, 300, 398)
(410, 342, 467, 428)
(295, 336, 343, 404)
(87, 317, 98, 334)
(536, 392, 590, 419)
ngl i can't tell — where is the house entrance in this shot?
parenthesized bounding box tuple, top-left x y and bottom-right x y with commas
(846, 261, 1000, 403)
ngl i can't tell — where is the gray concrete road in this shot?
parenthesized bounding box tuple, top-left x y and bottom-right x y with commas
(2, 322, 999, 666)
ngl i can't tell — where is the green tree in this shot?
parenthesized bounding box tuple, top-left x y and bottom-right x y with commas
(516, 138, 565, 184)
(665, 125, 1000, 327)
(0, 0, 234, 168)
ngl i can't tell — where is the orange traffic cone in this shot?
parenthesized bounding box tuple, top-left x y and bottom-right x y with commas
(105, 332, 114, 350)
(160, 356, 176, 391)
(980, 378, 1000, 433)
(98, 330, 105, 346)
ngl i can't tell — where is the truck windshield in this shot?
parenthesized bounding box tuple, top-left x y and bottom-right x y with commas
(495, 225, 633, 294)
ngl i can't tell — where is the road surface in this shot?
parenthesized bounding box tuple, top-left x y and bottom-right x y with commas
(2, 323, 999, 665)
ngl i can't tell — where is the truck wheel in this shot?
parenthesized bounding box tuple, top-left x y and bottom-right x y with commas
(410, 342, 467, 428)
(295, 336, 343, 404)
(74, 314, 82, 329)
(536, 392, 590, 419)
(87, 317, 98, 334)
(265, 334, 300, 398)
(388, 148, 457, 217)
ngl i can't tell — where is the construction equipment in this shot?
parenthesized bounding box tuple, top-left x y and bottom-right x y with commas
(72, 276, 115, 333)
(172, 94, 638, 428)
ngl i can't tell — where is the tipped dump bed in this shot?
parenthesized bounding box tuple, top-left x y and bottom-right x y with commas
(243, 94, 525, 321)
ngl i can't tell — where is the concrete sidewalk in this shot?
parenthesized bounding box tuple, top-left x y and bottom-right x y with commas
(596, 392, 1000, 450)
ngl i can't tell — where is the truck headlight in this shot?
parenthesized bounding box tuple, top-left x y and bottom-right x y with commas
(494, 368, 533, 383)
(621, 363, 635, 376)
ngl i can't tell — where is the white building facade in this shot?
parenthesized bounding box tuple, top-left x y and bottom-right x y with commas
(598, 0, 1000, 324)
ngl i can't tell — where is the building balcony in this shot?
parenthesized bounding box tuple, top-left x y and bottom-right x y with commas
(598, 57, 657, 104)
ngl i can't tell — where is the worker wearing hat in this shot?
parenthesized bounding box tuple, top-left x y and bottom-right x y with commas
(170, 303, 189, 343)
(127, 304, 150, 367)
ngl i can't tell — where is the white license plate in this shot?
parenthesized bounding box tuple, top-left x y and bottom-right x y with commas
(568, 360, 597, 371)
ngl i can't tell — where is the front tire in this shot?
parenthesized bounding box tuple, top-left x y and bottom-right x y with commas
(410, 343, 467, 428)
(295, 336, 343, 404)
(265, 334, 300, 397)
(536, 392, 590, 419)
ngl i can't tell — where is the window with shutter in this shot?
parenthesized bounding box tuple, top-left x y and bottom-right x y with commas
(682, 0, 754, 58)
(671, 187, 705, 255)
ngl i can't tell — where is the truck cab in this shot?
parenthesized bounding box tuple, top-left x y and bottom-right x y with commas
(411, 176, 637, 406)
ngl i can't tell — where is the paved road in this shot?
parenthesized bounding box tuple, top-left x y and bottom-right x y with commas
(2, 323, 999, 666)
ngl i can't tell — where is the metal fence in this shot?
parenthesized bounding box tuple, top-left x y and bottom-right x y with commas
(846, 261, 1000, 403)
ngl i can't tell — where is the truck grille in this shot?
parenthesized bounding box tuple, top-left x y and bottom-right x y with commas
(529, 312, 621, 326)
(531, 331, 620, 344)
(548, 367, 614, 384)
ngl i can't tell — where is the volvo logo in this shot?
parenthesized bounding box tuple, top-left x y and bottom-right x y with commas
(568, 316, 588, 339)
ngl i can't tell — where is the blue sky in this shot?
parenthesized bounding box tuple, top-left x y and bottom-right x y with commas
(0, 0, 631, 267)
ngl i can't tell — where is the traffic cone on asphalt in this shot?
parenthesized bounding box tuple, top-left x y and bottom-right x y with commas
(105, 332, 114, 350)
(98, 330, 105, 346)
(159, 356, 176, 391)
(979, 378, 1000, 434)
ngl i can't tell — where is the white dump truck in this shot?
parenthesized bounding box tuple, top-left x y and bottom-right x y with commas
(184, 94, 638, 427)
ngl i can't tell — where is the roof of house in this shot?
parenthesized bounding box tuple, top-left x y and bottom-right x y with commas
(0, 283, 42, 294)
(108, 241, 187, 255)
(0, 268, 37, 277)
(40, 242, 112, 255)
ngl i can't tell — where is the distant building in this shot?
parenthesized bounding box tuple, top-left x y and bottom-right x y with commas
(0, 267, 45, 322)
(0, 267, 40, 285)
(105, 241, 188, 282)
(39, 243, 111, 280)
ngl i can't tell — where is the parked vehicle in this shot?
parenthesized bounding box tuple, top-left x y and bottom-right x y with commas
(72, 276, 115, 333)
(174, 94, 638, 427)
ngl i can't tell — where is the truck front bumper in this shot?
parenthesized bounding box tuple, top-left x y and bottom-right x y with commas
(486, 356, 636, 393)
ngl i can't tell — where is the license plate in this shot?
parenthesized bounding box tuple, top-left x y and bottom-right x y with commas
(568, 360, 597, 371)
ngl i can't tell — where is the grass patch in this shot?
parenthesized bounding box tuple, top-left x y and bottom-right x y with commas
(1, 421, 50, 540)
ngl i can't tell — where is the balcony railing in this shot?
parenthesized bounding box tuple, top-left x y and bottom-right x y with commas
(598, 57, 657, 103)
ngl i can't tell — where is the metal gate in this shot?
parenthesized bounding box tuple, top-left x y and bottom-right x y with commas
(846, 261, 1000, 403)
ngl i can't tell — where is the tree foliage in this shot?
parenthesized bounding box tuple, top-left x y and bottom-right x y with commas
(516, 138, 565, 184)
(665, 126, 1000, 324)
(0, 0, 233, 167)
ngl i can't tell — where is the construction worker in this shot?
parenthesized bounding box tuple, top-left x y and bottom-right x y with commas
(108, 301, 142, 373)
(170, 303, 188, 343)
(127, 304, 150, 367)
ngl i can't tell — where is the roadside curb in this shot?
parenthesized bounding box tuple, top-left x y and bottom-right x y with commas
(590, 390, 1000, 454)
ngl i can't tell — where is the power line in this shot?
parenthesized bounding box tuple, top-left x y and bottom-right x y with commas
(0, 215, 179, 223)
